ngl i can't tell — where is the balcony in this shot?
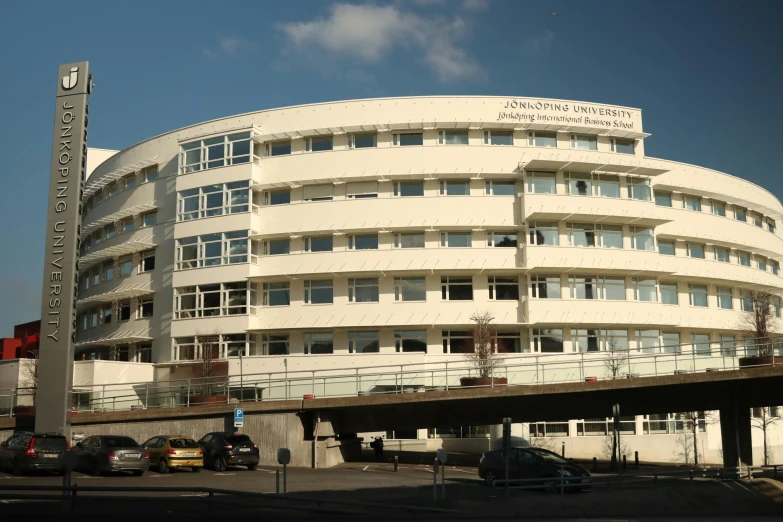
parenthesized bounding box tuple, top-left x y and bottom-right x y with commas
(525, 245, 673, 276)
(524, 193, 670, 227)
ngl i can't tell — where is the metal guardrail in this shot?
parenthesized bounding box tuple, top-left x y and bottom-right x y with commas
(2, 337, 782, 416)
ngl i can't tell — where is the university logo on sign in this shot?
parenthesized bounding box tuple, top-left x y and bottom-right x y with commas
(62, 67, 79, 90)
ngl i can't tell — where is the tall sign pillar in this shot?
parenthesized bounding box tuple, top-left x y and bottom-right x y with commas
(36, 62, 92, 436)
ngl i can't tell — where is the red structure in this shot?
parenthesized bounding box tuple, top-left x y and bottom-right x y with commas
(0, 320, 40, 360)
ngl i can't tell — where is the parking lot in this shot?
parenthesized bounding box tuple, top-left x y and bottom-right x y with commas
(1, 461, 783, 520)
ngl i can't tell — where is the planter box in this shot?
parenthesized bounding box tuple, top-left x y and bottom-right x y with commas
(188, 394, 228, 405)
(459, 376, 508, 388)
(738, 355, 776, 368)
(12, 405, 35, 417)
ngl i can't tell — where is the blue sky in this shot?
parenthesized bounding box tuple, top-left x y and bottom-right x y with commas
(0, 0, 781, 335)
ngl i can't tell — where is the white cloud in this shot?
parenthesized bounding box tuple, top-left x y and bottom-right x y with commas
(279, 3, 485, 82)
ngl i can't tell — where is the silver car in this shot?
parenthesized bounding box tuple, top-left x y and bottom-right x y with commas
(72, 435, 150, 476)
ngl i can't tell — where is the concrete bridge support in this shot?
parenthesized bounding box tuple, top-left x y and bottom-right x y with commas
(719, 396, 753, 471)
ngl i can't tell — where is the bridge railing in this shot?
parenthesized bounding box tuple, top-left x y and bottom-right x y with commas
(1, 337, 781, 416)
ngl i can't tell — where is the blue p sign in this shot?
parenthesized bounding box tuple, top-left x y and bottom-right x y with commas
(234, 408, 244, 428)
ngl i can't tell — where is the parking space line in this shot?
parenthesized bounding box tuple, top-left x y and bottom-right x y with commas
(213, 473, 235, 476)
(180, 493, 209, 497)
(362, 466, 370, 471)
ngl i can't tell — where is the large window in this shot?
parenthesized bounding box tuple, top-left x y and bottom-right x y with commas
(263, 239, 290, 256)
(532, 329, 563, 353)
(174, 282, 256, 318)
(439, 129, 469, 145)
(692, 333, 711, 356)
(262, 334, 289, 355)
(393, 132, 423, 146)
(139, 250, 156, 273)
(176, 231, 252, 269)
(440, 232, 472, 248)
(531, 275, 561, 299)
(611, 138, 634, 154)
(141, 211, 157, 228)
(394, 181, 424, 197)
(489, 276, 519, 300)
(349, 234, 379, 250)
(528, 131, 556, 148)
(348, 278, 379, 303)
(304, 333, 333, 354)
(441, 276, 473, 301)
(348, 331, 380, 353)
(714, 246, 730, 263)
(262, 282, 290, 307)
(267, 140, 291, 156)
(688, 284, 708, 307)
(654, 191, 672, 207)
(177, 181, 252, 221)
(566, 223, 623, 248)
(627, 178, 651, 201)
(394, 232, 425, 248)
(572, 329, 599, 352)
(173, 333, 256, 360)
(484, 130, 513, 146)
(439, 180, 470, 196)
(636, 329, 660, 353)
(352, 132, 377, 149)
(526, 172, 556, 194)
(683, 195, 702, 212)
(565, 173, 592, 196)
(569, 276, 625, 300)
(264, 190, 291, 206)
(658, 240, 675, 256)
(594, 174, 620, 198)
(496, 331, 525, 353)
(395, 330, 427, 353)
(487, 232, 518, 247)
(630, 227, 654, 251)
(485, 180, 516, 196)
(305, 135, 333, 152)
(711, 200, 726, 217)
(633, 278, 657, 302)
(304, 236, 333, 253)
(179, 132, 255, 173)
(661, 332, 680, 354)
(660, 281, 679, 304)
(394, 277, 426, 302)
(442, 330, 473, 354)
(570, 134, 596, 150)
(717, 286, 733, 309)
(304, 280, 334, 304)
(686, 243, 705, 259)
(528, 222, 559, 246)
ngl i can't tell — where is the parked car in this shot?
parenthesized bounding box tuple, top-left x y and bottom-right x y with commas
(142, 435, 204, 473)
(71, 435, 149, 476)
(0, 431, 69, 476)
(198, 432, 259, 472)
(478, 447, 591, 491)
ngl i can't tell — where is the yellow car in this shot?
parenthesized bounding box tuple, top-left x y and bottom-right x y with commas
(141, 435, 204, 473)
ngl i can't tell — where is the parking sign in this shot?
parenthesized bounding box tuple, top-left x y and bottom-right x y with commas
(234, 407, 244, 428)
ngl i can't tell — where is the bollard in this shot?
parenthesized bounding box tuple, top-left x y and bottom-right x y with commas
(441, 461, 445, 500)
(394, 455, 399, 472)
(622, 455, 627, 470)
(208, 491, 213, 513)
(634, 451, 639, 468)
(592, 457, 597, 472)
(283, 464, 288, 494)
(775, 465, 778, 479)
(433, 458, 438, 501)
(276, 470, 280, 494)
(689, 469, 694, 481)
(560, 465, 564, 496)
(654, 473, 658, 486)
(611, 455, 617, 472)
(561, 442, 565, 458)
(719, 468, 724, 481)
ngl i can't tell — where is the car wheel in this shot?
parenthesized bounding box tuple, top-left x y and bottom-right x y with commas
(192, 467, 202, 473)
(247, 464, 257, 471)
(213, 456, 227, 473)
(483, 469, 497, 487)
(132, 470, 144, 477)
(158, 459, 170, 474)
(11, 458, 23, 477)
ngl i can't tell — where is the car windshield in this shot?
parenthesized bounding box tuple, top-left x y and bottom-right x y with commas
(169, 438, 199, 448)
(528, 449, 568, 464)
(226, 435, 252, 445)
(104, 436, 139, 448)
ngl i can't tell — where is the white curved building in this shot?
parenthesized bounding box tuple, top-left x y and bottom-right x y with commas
(75, 96, 783, 379)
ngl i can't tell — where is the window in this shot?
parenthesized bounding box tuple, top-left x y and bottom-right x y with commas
(394, 277, 426, 302)
(738, 250, 751, 267)
(714, 247, 730, 263)
(570, 134, 596, 150)
(176, 231, 252, 269)
(532, 329, 563, 353)
(688, 284, 708, 307)
(627, 178, 651, 201)
(485, 180, 516, 196)
(102, 304, 112, 325)
(393, 132, 423, 146)
(118, 300, 131, 321)
(528, 222, 559, 246)
(108, 181, 118, 197)
(531, 275, 561, 299)
(180, 132, 254, 173)
(262, 282, 290, 306)
(103, 261, 114, 282)
(526, 172, 556, 194)
(348, 234, 378, 250)
(692, 333, 711, 356)
(440, 232, 472, 248)
(757, 256, 767, 271)
(594, 174, 620, 198)
(734, 206, 747, 222)
(142, 165, 159, 183)
(119, 256, 133, 277)
(347, 181, 378, 199)
(105, 223, 116, 240)
(661, 332, 681, 354)
(633, 278, 657, 302)
(720, 335, 736, 357)
(654, 191, 672, 207)
(658, 240, 676, 256)
(138, 297, 153, 318)
(304, 236, 333, 253)
(395, 330, 427, 353)
(393, 232, 425, 248)
(304, 333, 333, 354)
(773, 261, 780, 276)
(717, 287, 733, 309)
(305, 136, 333, 152)
(487, 232, 517, 247)
(264, 190, 291, 206)
(439, 129, 469, 145)
(484, 130, 513, 145)
(610, 138, 634, 154)
(352, 132, 377, 149)
(572, 329, 600, 352)
(176, 181, 251, 221)
(262, 334, 289, 356)
(601, 330, 629, 352)
(636, 329, 660, 353)
(567, 223, 596, 247)
(752, 212, 763, 228)
(565, 173, 592, 196)
(630, 227, 654, 251)
(496, 331, 525, 353)
(121, 217, 134, 234)
(442, 330, 473, 354)
(489, 276, 519, 300)
(441, 276, 473, 301)
(139, 250, 155, 272)
(123, 173, 136, 190)
(439, 180, 470, 196)
(774, 297, 781, 318)
(268, 140, 291, 156)
(683, 196, 702, 212)
(348, 278, 379, 303)
(174, 282, 256, 318)
(527, 131, 556, 148)
(686, 243, 705, 259)
(393, 181, 424, 197)
(263, 239, 290, 256)
(304, 280, 333, 304)
(768, 219, 776, 234)
(348, 331, 380, 353)
(569, 276, 605, 300)
(660, 282, 679, 305)
(711, 200, 726, 217)
(302, 184, 333, 202)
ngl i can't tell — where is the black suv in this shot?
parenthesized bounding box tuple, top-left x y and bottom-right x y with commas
(199, 432, 259, 472)
(0, 431, 69, 475)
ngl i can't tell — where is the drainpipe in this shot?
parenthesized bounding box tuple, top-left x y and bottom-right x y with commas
(313, 411, 321, 469)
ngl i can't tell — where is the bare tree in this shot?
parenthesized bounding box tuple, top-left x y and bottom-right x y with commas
(676, 411, 717, 466)
(740, 291, 777, 356)
(19, 350, 40, 406)
(196, 333, 221, 397)
(674, 433, 693, 465)
(466, 311, 499, 378)
(751, 407, 781, 466)
(603, 336, 627, 380)
(602, 433, 629, 462)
